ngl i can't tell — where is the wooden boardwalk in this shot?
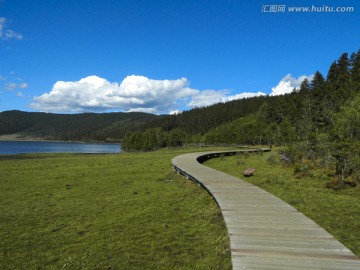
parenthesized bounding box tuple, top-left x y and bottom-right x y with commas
(172, 149, 360, 270)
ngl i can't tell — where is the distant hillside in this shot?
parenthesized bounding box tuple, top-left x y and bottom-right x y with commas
(141, 96, 268, 134)
(0, 110, 160, 142)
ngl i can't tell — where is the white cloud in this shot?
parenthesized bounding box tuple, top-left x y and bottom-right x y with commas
(17, 92, 23, 97)
(31, 75, 198, 113)
(270, 74, 314, 96)
(31, 75, 266, 114)
(187, 90, 266, 108)
(187, 90, 228, 108)
(0, 17, 23, 40)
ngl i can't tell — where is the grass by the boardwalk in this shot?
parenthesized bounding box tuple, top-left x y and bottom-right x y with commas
(204, 150, 360, 257)
(0, 148, 231, 269)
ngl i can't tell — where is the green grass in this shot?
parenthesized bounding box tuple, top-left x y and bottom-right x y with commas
(204, 150, 360, 257)
(0, 148, 232, 269)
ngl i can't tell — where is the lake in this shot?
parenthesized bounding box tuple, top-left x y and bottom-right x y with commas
(0, 141, 121, 154)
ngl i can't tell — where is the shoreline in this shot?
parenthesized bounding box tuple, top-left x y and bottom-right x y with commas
(0, 134, 59, 142)
(0, 134, 120, 144)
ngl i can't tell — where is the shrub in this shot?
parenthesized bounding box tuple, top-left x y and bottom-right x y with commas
(266, 153, 281, 165)
(293, 161, 314, 177)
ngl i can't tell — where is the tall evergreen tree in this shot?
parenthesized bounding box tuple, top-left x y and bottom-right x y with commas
(326, 54, 352, 110)
(337, 53, 350, 72)
(337, 53, 350, 86)
(299, 78, 311, 94)
(327, 61, 339, 84)
(310, 71, 325, 90)
(350, 49, 360, 83)
(310, 71, 328, 128)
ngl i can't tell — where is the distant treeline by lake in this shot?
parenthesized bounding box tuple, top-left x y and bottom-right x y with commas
(0, 111, 161, 142)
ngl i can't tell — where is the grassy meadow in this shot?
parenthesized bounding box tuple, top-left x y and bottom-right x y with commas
(0, 148, 232, 269)
(204, 149, 360, 257)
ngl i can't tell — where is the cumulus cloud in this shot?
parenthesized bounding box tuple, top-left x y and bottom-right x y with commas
(31, 75, 198, 113)
(31, 75, 266, 114)
(0, 17, 23, 40)
(270, 74, 314, 96)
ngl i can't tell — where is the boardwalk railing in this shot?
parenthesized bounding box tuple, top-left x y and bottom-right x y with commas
(172, 149, 360, 270)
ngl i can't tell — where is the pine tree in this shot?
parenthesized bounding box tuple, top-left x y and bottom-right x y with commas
(337, 53, 350, 86)
(309, 71, 331, 128)
(299, 78, 311, 94)
(350, 49, 360, 83)
(326, 61, 338, 83)
(310, 71, 325, 90)
(327, 53, 351, 109)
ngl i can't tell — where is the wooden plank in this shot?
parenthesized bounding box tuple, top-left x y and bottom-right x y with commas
(172, 150, 360, 269)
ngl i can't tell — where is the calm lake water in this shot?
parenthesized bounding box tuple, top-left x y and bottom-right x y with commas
(0, 141, 121, 154)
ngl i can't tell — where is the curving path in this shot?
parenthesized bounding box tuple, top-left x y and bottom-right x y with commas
(172, 149, 360, 270)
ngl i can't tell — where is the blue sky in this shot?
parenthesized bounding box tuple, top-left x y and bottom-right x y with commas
(1, 0, 359, 114)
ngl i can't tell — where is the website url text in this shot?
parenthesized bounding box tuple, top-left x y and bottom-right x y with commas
(261, 5, 355, 13)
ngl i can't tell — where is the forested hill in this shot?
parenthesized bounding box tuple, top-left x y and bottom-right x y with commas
(123, 48, 360, 150)
(142, 96, 267, 135)
(0, 110, 161, 142)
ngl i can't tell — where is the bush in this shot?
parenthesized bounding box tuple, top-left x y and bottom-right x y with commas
(266, 153, 281, 165)
(293, 161, 314, 177)
(279, 143, 307, 164)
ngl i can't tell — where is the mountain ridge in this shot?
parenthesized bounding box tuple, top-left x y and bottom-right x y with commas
(0, 110, 161, 142)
